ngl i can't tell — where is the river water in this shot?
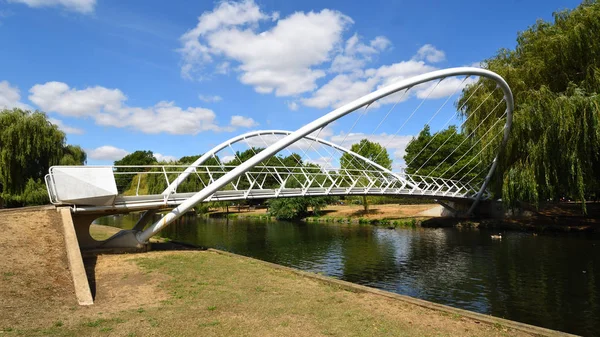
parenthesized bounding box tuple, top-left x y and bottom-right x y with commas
(98, 214, 600, 336)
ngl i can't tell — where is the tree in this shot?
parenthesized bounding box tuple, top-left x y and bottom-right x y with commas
(458, 1, 600, 211)
(268, 196, 332, 220)
(60, 145, 87, 165)
(340, 139, 392, 211)
(114, 150, 156, 193)
(0, 108, 86, 207)
(404, 125, 478, 180)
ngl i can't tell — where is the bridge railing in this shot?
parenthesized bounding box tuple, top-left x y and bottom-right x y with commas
(45, 164, 486, 207)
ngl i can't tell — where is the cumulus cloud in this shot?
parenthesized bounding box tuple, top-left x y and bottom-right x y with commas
(302, 42, 477, 109)
(303, 58, 438, 109)
(414, 44, 446, 63)
(286, 101, 299, 111)
(28, 81, 254, 135)
(330, 34, 390, 73)
(199, 94, 222, 103)
(29, 82, 125, 117)
(179, 0, 351, 96)
(179, 2, 461, 112)
(306, 156, 335, 169)
(414, 76, 477, 100)
(0, 80, 31, 110)
(302, 73, 379, 109)
(154, 153, 177, 162)
(88, 146, 129, 161)
(230, 115, 258, 128)
(48, 118, 84, 135)
(221, 155, 236, 164)
(8, 0, 96, 14)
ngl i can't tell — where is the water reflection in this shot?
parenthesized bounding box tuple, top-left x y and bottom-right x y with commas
(97, 214, 600, 336)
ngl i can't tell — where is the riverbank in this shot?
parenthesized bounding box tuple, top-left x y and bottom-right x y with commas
(212, 203, 436, 224)
(0, 207, 570, 336)
(214, 202, 600, 232)
(423, 202, 600, 233)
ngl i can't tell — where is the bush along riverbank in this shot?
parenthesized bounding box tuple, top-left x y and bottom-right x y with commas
(207, 210, 428, 229)
(304, 216, 425, 228)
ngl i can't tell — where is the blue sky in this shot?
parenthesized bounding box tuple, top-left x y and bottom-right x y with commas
(0, 0, 582, 166)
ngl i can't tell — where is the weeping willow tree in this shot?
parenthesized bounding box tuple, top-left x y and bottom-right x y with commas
(0, 108, 86, 207)
(458, 0, 600, 211)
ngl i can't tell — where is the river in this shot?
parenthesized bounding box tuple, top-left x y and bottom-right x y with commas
(97, 214, 600, 336)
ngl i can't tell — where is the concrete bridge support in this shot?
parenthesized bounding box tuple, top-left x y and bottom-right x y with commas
(70, 211, 150, 250)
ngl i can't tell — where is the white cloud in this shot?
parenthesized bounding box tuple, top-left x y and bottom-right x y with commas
(330, 34, 390, 73)
(0, 80, 31, 110)
(8, 0, 96, 14)
(199, 94, 222, 103)
(215, 62, 230, 75)
(179, 3, 459, 112)
(303, 59, 436, 109)
(179, 0, 352, 96)
(28, 81, 253, 135)
(286, 101, 299, 111)
(154, 153, 177, 162)
(48, 118, 84, 135)
(221, 155, 236, 163)
(230, 115, 258, 128)
(88, 146, 129, 161)
(414, 44, 445, 63)
(306, 156, 335, 169)
(29, 81, 126, 117)
(414, 76, 477, 100)
(302, 73, 378, 109)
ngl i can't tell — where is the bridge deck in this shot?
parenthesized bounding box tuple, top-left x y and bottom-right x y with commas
(70, 187, 473, 214)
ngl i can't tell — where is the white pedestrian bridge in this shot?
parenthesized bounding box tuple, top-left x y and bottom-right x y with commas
(44, 67, 513, 248)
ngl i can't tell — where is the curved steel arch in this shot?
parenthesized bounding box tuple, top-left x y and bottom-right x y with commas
(162, 129, 418, 196)
(138, 67, 513, 242)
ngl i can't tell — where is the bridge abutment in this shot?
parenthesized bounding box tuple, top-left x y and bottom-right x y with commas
(71, 213, 104, 249)
(70, 211, 149, 249)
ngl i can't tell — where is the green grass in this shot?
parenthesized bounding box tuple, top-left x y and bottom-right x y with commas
(6, 251, 523, 337)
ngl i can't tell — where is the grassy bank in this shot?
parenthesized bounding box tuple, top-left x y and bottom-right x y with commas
(211, 203, 436, 224)
(3, 251, 532, 337)
(1, 207, 542, 336)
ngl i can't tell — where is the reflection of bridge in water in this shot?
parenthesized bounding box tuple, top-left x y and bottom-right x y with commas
(44, 67, 513, 248)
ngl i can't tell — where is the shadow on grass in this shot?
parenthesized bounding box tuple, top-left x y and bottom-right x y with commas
(82, 241, 206, 299)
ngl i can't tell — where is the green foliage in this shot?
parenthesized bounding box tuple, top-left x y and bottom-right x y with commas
(114, 150, 156, 193)
(60, 145, 87, 165)
(0, 108, 86, 207)
(144, 155, 223, 195)
(21, 178, 50, 205)
(340, 139, 392, 211)
(404, 125, 477, 180)
(458, 1, 600, 211)
(0, 109, 65, 195)
(340, 139, 392, 170)
(268, 196, 330, 220)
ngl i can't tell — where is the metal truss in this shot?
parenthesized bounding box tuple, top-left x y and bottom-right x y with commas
(46, 164, 489, 213)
